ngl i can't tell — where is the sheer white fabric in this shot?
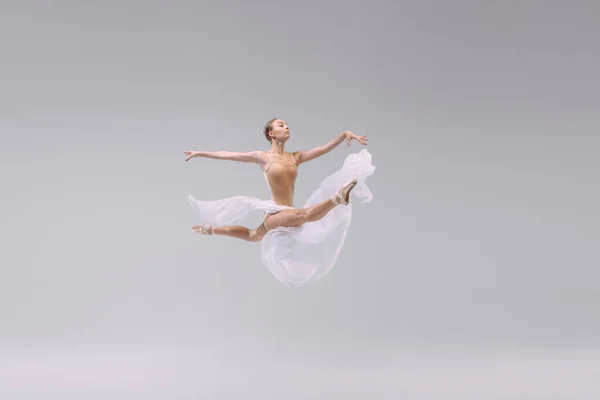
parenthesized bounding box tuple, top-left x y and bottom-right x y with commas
(188, 149, 376, 287)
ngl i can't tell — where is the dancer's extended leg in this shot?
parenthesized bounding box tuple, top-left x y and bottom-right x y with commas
(192, 179, 357, 242)
(304, 198, 337, 222)
(192, 223, 266, 242)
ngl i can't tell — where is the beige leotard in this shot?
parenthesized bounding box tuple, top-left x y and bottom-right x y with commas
(262, 151, 299, 230)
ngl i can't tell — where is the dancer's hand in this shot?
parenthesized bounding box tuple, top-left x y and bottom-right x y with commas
(344, 131, 368, 146)
(184, 151, 200, 161)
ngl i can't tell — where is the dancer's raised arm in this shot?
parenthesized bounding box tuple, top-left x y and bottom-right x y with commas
(184, 150, 266, 165)
(296, 130, 367, 164)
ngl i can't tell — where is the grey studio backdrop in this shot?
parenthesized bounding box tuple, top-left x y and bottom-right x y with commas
(1, 1, 598, 399)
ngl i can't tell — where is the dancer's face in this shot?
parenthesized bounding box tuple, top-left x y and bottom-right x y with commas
(269, 119, 290, 142)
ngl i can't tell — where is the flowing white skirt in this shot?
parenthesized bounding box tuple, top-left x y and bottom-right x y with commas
(188, 149, 376, 287)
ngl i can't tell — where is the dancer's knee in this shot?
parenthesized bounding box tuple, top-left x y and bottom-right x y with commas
(295, 209, 309, 225)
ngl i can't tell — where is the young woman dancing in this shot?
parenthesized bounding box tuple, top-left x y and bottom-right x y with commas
(185, 118, 376, 287)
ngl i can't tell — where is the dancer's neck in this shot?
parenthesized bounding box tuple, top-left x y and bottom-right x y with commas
(270, 141, 286, 155)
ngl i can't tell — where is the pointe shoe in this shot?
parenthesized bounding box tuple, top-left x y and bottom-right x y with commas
(331, 179, 358, 205)
(192, 224, 213, 235)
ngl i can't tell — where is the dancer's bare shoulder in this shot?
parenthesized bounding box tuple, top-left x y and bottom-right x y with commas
(250, 150, 270, 169)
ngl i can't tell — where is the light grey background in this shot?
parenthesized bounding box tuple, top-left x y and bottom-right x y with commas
(1, 1, 599, 398)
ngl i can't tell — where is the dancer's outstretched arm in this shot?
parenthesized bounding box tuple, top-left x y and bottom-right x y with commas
(184, 150, 267, 166)
(295, 131, 367, 164)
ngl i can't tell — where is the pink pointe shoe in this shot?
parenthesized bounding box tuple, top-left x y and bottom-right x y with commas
(192, 224, 213, 235)
(331, 179, 358, 206)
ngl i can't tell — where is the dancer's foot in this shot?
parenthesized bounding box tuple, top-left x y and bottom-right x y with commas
(192, 224, 213, 235)
(331, 179, 358, 205)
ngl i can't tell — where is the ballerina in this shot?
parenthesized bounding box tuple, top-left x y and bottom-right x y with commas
(185, 118, 376, 287)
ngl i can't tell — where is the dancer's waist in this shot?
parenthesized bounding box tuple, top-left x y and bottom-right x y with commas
(270, 196, 294, 208)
